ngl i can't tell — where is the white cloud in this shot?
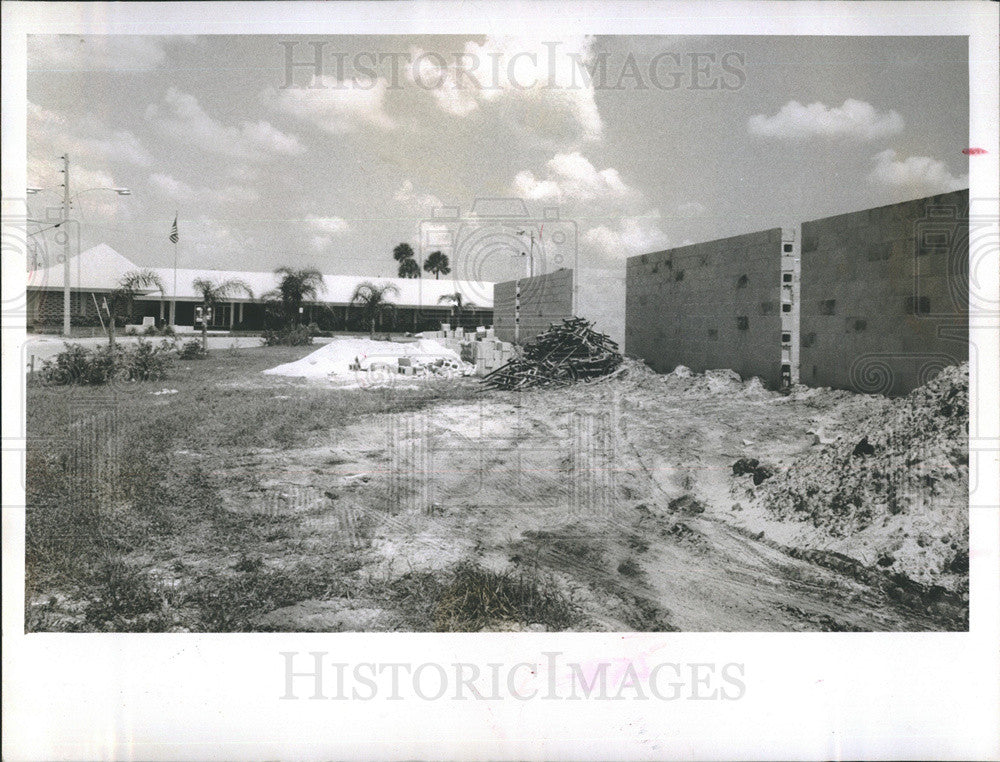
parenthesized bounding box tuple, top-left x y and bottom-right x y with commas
(582, 214, 670, 260)
(147, 87, 304, 159)
(265, 78, 396, 134)
(868, 149, 968, 196)
(305, 214, 350, 234)
(149, 172, 260, 206)
(748, 99, 904, 140)
(28, 102, 152, 178)
(408, 36, 603, 145)
(676, 201, 708, 218)
(28, 35, 171, 72)
(510, 151, 665, 262)
(393, 180, 444, 215)
(512, 152, 637, 204)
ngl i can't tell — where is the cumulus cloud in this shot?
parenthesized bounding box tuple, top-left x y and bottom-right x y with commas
(676, 201, 708, 218)
(509, 151, 667, 262)
(582, 214, 670, 260)
(147, 87, 305, 159)
(28, 35, 172, 72)
(264, 78, 396, 134)
(28, 101, 152, 175)
(868, 149, 968, 196)
(148, 172, 260, 207)
(304, 214, 350, 234)
(512, 152, 637, 205)
(748, 99, 904, 140)
(393, 180, 444, 215)
(408, 36, 603, 145)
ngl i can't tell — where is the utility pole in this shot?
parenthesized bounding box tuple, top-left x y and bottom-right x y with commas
(61, 154, 71, 336)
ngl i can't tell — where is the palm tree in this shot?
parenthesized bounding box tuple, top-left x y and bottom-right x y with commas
(349, 281, 400, 340)
(423, 250, 450, 279)
(398, 258, 420, 278)
(191, 277, 254, 350)
(269, 267, 325, 327)
(392, 242, 415, 263)
(105, 269, 165, 348)
(437, 292, 477, 327)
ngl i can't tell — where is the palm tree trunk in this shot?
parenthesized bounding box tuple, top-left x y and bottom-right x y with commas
(369, 317, 375, 341)
(201, 303, 209, 351)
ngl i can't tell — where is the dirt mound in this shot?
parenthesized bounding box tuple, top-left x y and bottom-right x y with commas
(757, 363, 969, 590)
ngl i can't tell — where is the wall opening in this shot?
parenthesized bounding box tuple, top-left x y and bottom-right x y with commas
(782, 303, 792, 313)
(781, 332, 791, 343)
(782, 273, 793, 283)
(783, 244, 793, 253)
(905, 296, 931, 315)
(737, 274, 749, 288)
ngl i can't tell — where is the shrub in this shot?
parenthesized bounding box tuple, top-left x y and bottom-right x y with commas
(121, 339, 171, 381)
(143, 323, 176, 337)
(177, 339, 208, 360)
(40, 340, 171, 386)
(261, 326, 313, 346)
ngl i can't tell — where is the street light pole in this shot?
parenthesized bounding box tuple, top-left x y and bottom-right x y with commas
(62, 154, 71, 336)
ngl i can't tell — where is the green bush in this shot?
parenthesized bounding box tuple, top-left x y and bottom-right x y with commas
(261, 326, 313, 346)
(177, 339, 208, 360)
(40, 340, 171, 386)
(122, 339, 171, 381)
(143, 323, 176, 337)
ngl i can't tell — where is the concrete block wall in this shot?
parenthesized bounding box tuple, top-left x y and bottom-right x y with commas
(799, 189, 969, 396)
(493, 268, 574, 344)
(27, 288, 110, 327)
(626, 228, 786, 388)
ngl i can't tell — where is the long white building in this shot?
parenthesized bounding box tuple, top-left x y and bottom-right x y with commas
(27, 244, 494, 332)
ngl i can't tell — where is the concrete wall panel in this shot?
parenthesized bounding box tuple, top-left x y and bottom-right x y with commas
(799, 189, 969, 395)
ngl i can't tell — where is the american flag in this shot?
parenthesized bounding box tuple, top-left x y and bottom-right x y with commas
(169, 215, 179, 244)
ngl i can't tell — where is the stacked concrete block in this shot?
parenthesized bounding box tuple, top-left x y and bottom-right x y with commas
(625, 229, 786, 388)
(493, 268, 574, 344)
(799, 189, 968, 396)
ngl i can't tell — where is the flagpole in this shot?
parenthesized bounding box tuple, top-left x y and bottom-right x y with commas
(172, 211, 178, 326)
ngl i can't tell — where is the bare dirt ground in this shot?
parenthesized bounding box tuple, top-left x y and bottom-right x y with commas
(25, 346, 967, 632)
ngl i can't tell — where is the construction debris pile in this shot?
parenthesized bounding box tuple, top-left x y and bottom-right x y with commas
(756, 362, 969, 591)
(482, 318, 623, 390)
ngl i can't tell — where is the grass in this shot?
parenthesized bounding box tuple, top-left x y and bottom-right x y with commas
(24, 343, 483, 632)
(383, 561, 579, 632)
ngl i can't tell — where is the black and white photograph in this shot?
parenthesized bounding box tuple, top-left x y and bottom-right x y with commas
(3, 1, 998, 759)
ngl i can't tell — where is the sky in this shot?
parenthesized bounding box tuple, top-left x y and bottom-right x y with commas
(26, 34, 969, 289)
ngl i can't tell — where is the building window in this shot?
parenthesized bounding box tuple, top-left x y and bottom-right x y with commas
(867, 242, 892, 261)
(906, 296, 931, 315)
(736, 316, 749, 331)
(820, 299, 836, 315)
(782, 273, 793, 283)
(783, 244, 793, 253)
(919, 231, 949, 256)
(781, 332, 791, 343)
(737, 274, 749, 288)
(782, 303, 792, 313)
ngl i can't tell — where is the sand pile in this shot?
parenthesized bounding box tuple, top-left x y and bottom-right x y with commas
(757, 363, 969, 589)
(263, 337, 468, 379)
